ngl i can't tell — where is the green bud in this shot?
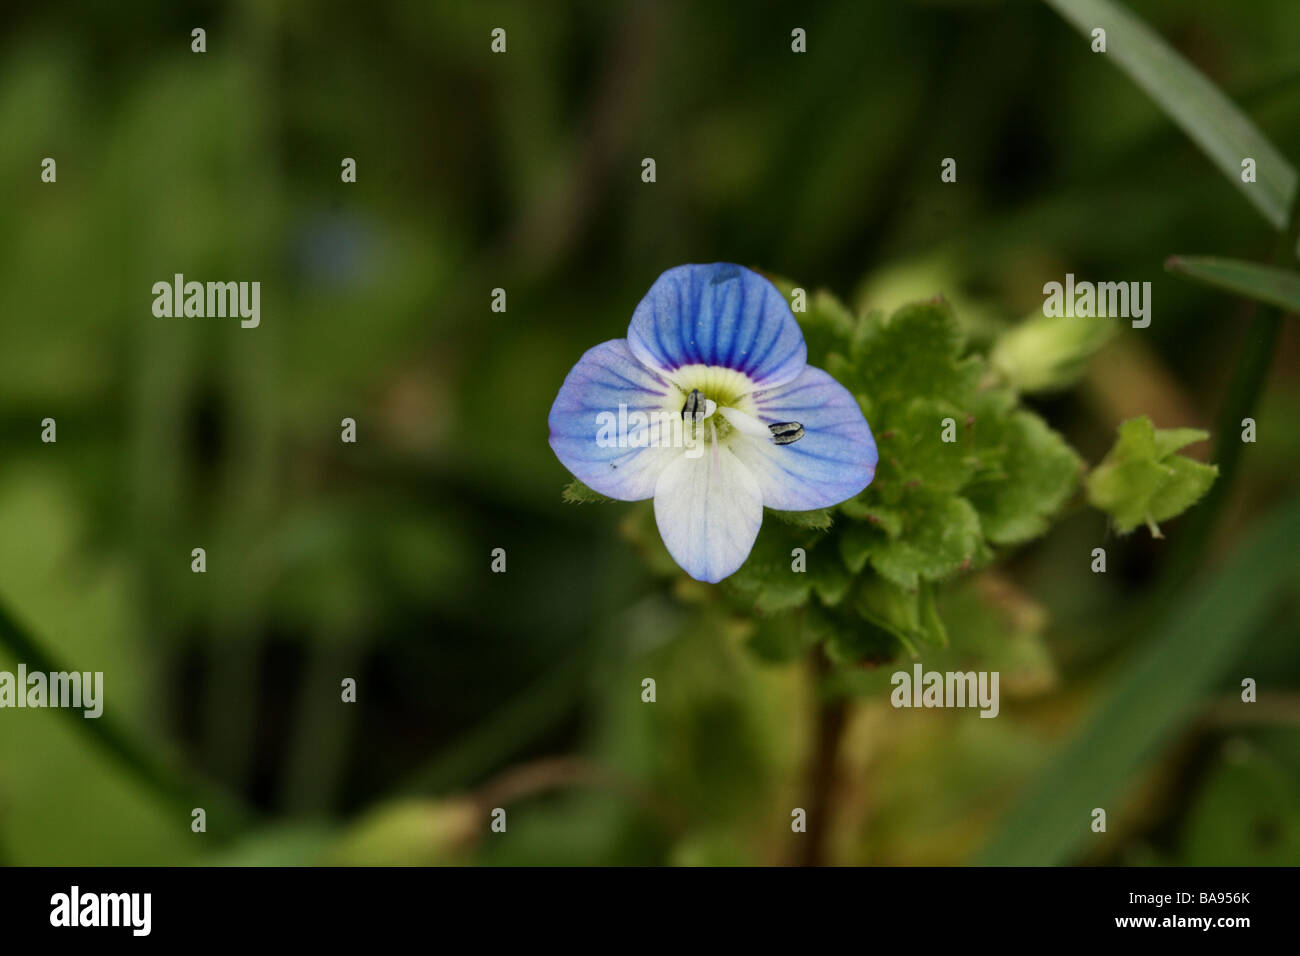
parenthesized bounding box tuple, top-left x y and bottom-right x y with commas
(991, 311, 1117, 393)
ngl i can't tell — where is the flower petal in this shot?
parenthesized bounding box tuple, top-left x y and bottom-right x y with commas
(653, 428, 763, 582)
(730, 365, 878, 511)
(627, 263, 807, 389)
(548, 339, 682, 500)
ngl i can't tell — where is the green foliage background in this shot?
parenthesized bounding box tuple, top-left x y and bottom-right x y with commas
(0, 0, 1298, 866)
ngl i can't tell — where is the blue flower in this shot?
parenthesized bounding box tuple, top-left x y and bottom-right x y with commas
(548, 263, 878, 582)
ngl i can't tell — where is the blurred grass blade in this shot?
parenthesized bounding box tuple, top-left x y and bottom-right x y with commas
(977, 491, 1300, 865)
(1045, 0, 1296, 231)
(0, 597, 251, 830)
(1166, 255, 1300, 314)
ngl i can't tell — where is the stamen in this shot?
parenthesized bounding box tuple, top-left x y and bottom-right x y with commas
(682, 388, 704, 420)
(769, 421, 805, 445)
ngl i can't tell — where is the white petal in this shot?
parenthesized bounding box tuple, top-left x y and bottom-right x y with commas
(653, 427, 763, 583)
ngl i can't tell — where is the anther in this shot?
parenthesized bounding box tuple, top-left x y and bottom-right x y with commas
(769, 421, 805, 445)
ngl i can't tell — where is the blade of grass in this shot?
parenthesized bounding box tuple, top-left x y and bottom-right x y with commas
(0, 597, 252, 830)
(1044, 0, 1296, 234)
(976, 491, 1300, 865)
(1152, 178, 1300, 597)
(1165, 255, 1300, 315)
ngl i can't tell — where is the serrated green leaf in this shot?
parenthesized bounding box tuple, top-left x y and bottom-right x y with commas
(562, 478, 614, 504)
(858, 490, 986, 590)
(808, 550, 851, 606)
(756, 580, 813, 614)
(839, 497, 905, 536)
(817, 598, 907, 665)
(852, 573, 923, 656)
(847, 298, 981, 414)
(727, 566, 810, 614)
(1086, 416, 1218, 536)
(1151, 426, 1210, 459)
(838, 521, 880, 575)
(963, 394, 1083, 545)
(1166, 256, 1300, 315)
(1148, 455, 1219, 527)
(874, 397, 982, 494)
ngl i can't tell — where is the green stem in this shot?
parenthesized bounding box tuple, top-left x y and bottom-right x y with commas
(796, 650, 848, 866)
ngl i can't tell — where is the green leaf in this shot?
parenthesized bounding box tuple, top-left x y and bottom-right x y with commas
(808, 550, 852, 606)
(765, 507, 833, 531)
(875, 397, 982, 495)
(1150, 456, 1220, 528)
(815, 601, 901, 667)
(917, 581, 949, 648)
(849, 572, 941, 655)
(977, 490, 1300, 865)
(725, 519, 820, 613)
(766, 276, 856, 368)
(1166, 256, 1300, 315)
(837, 522, 876, 575)
(840, 489, 986, 590)
(839, 497, 905, 536)
(1151, 425, 1211, 459)
(562, 478, 614, 503)
(846, 298, 981, 415)
(1045, 0, 1296, 232)
(1086, 416, 1218, 536)
(737, 575, 810, 615)
(832, 299, 990, 523)
(963, 393, 1083, 545)
(800, 291, 858, 369)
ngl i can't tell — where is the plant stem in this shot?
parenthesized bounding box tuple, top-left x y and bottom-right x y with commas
(797, 650, 849, 866)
